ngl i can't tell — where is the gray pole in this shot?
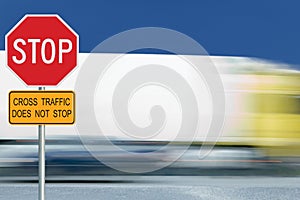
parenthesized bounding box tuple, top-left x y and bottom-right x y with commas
(38, 86, 45, 200)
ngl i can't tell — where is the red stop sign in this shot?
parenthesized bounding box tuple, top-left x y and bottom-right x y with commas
(6, 15, 78, 86)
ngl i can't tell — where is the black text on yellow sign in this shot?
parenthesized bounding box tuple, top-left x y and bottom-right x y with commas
(9, 91, 75, 124)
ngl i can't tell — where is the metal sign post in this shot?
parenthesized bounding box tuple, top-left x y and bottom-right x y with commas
(38, 86, 45, 200)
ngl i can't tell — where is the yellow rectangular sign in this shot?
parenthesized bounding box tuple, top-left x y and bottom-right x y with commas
(9, 91, 75, 124)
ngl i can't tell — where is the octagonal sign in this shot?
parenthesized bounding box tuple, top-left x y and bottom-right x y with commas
(6, 14, 78, 86)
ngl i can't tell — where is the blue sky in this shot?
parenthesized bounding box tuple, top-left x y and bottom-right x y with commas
(1, 0, 299, 66)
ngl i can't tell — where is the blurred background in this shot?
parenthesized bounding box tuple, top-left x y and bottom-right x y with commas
(0, 54, 299, 179)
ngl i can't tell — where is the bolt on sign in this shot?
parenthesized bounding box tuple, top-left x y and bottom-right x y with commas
(9, 91, 75, 124)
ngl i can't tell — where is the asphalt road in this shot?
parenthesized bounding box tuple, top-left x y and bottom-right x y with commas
(0, 176, 299, 200)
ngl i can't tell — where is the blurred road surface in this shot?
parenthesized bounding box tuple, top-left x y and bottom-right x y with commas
(0, 176, 299, 200)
